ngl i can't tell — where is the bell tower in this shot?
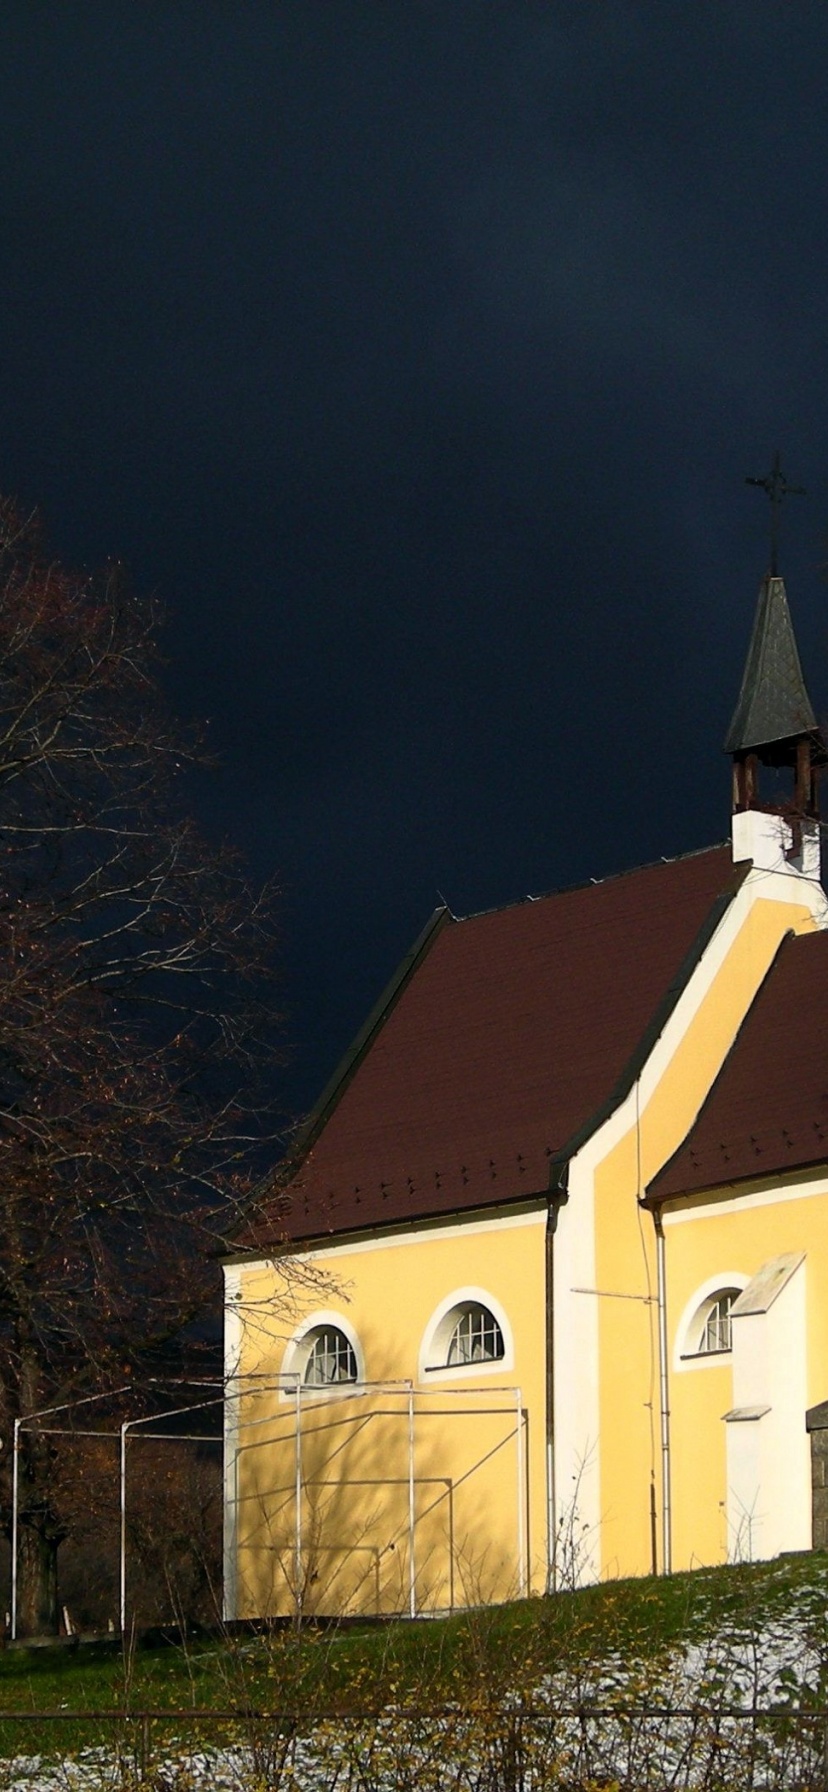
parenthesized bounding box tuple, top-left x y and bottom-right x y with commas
(727, 455, 826, 872)
(725, 570, 824, 818)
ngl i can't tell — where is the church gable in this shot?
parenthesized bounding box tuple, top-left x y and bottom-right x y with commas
(648, 928, 828, 1203)
(256, 845, 747, 1245)
(635, 922, 828, 1577)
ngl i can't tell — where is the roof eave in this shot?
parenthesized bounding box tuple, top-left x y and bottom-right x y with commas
(644, 1146, 828, 1210)
(224, 1187, 550, 1260)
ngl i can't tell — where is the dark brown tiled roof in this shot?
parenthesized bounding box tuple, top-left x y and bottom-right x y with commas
(249, 845, 746, 1248)
(649, 928, 828, 1203)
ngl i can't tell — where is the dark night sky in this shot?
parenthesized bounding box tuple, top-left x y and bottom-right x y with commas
(2, 4, 828, 1126)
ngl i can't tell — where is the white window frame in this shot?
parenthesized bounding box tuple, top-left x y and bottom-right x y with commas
(281, 1309, 365, 1398)
(419, 1286, 514, 1383)
(673, 1272, 749, 1373)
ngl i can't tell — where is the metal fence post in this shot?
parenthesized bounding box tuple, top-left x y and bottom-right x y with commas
(119, 1421, 130, 1635)
(516, 1388, 527, 1598)
(10, 1418, 20, 1641)
(140, 1712, 151, 1777)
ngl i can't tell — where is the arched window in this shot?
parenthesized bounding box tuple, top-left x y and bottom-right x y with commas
(674, 1275, 748, 1373)
(421, 1287, 512, 1380)
(696, 1289, 740, 1355)
(281, 1310, 364, 1398)
(446, 1302, 505, 1366)
(302, 1325, 358, 1386)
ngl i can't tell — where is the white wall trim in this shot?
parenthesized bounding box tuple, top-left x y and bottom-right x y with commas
(222, 1264, 243, 1622)
(663, 1170, 828, 1225)
(233, 1202, 547, 1272)
(418, 1284, 514, 1384)
(552, 1155, 600, 1581)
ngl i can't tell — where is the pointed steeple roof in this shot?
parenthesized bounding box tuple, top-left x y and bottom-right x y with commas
(725, 573, 820, 758)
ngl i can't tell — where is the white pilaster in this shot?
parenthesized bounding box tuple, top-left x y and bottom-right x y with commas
(731, 809, 821, 881)
(724, 1252, 809, 1561)
(222, 1265, 244, 1622)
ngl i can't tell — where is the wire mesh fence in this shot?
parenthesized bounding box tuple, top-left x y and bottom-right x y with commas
(3, 1702, 828, 1789)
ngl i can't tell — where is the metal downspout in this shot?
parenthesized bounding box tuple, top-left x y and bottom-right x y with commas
(654, 1207, 672, 1575)
(546, 1179, 566, 1593)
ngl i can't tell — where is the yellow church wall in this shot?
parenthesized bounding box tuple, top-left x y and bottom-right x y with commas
(664, 1176, 828, 1569)
(591, 892, 818, 1581)
(229, 1207, 548, 1618)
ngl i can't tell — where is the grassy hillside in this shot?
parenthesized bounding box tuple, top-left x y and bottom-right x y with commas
(0, 1550, 827, 1747)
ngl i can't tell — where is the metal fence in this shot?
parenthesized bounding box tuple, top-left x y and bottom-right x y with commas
(2, 1703, 828, 1789)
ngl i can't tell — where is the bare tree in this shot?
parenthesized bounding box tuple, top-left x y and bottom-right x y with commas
(0, 499, 282, 1633)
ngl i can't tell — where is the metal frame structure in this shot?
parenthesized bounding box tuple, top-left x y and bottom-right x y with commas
(10, 1381, 223, 1641)
(226, 1374, 528, 1621)
(10, 1375, 528, 1637)
(119, 1393, 223, 1635)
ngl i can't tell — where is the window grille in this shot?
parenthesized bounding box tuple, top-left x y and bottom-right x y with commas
(698, 1290, 738, 1354)
(447, 1303, 504, 1366)
(303, 1326, 358, 1385)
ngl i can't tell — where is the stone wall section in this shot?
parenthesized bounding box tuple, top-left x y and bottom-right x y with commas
(806, 1401, 828, 1551)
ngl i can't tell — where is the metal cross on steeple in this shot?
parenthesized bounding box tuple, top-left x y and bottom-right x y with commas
(746, 450, 805, 577)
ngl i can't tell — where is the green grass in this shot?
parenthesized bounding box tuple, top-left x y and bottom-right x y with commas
(0, 1552, 826, 1758)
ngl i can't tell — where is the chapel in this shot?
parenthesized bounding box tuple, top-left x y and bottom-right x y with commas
(223, 552, 828, 1620)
